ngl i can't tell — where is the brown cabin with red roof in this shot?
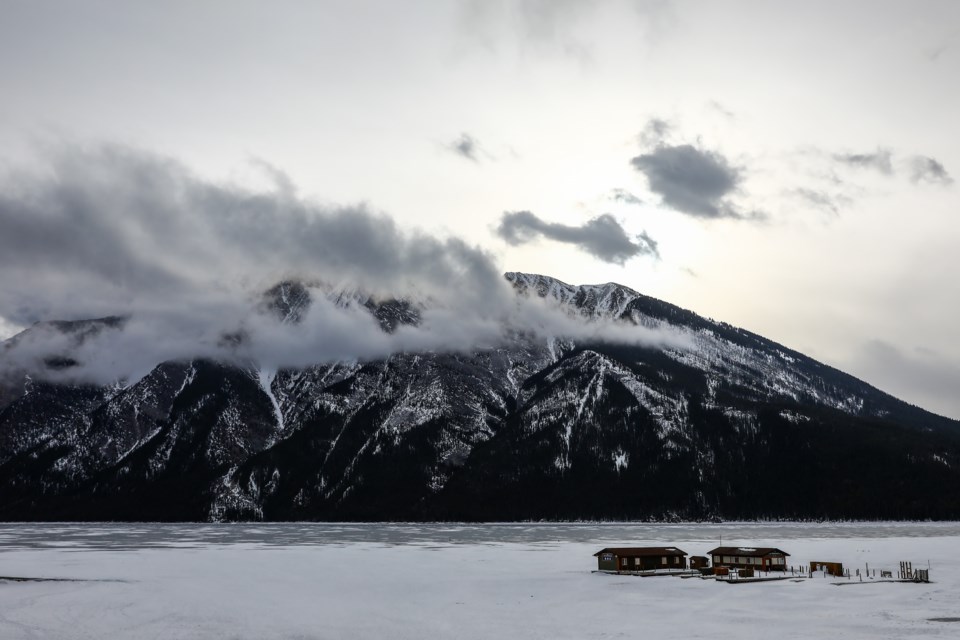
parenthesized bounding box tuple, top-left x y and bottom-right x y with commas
(594, 547, 688, 572)
(707, 546, 790, 572)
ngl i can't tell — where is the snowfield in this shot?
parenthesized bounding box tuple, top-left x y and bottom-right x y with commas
(1, 522, 958, 639)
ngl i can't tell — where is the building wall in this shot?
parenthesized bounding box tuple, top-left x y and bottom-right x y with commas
(711, 553, 788, 571)
(597, 553, 618, 571)
(811, 561, 843, 576)
(609, 554, 686, 571)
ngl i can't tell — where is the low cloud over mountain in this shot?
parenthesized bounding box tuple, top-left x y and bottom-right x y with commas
(0, 144, 682, 385)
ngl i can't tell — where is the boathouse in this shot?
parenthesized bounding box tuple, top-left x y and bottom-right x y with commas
(707, 546, 790, 572)
(594, 547, 688, 572)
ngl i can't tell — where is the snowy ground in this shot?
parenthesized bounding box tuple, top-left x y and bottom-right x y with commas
(1, 522, 958, 639)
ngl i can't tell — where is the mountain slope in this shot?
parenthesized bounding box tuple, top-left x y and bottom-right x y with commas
(1, 273, 958, 521)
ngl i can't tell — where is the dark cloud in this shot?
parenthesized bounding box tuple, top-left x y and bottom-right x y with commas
(0, 144, 684, 384)
(833, 148, 893, 174)
(909, 155, 953, 185)
(609, 188, 643, 205)
(0, 144, 506, 325)
(496, 210, 658, 264)
(630, 143, 753, 219)
(448, 132, 482, 162)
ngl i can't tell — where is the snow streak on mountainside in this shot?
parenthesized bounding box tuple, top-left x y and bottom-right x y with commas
(1, 273, 959, 522)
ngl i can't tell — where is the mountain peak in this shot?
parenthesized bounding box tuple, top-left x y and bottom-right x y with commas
(505, 271, 642, 319)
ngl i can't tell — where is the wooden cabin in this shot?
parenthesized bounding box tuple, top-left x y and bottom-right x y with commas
(689, 555, 710, 571)
(707, 546, 790, 572)
(594, 547, 688, 572)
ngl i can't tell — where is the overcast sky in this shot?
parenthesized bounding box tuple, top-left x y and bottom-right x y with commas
(1, 0, 958, 419)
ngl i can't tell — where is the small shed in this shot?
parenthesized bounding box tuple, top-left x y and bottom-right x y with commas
(594, 546, 688, 572)
(707, 546, 791, 572)
(810, 561, 844, 576)
(689, 555, 710, 571)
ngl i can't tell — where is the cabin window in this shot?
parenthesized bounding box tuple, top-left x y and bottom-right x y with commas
(634, 558, 641, 566)
(774, 557, 785, 565)
(622, 558, 629, 567)
(723, 556, 733, 564)
(714, 555, 721, 564)
(661, 556, 667, 565)
(673, 556, 680, 565)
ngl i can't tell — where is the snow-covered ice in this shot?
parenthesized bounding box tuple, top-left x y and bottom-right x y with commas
(1, 522, 958, 639)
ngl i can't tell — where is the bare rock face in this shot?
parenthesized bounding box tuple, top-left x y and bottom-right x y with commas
(1, 273, 959, 522)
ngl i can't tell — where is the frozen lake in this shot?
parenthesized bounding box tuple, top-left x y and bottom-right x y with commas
(1, 522, 959, 639)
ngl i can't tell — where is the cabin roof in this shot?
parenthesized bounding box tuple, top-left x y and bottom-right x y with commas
(707, 546, 790, 557)
(593, 546, 687, 557)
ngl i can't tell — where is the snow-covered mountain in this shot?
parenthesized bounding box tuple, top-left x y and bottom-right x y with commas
(1, 273, 959, 521)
